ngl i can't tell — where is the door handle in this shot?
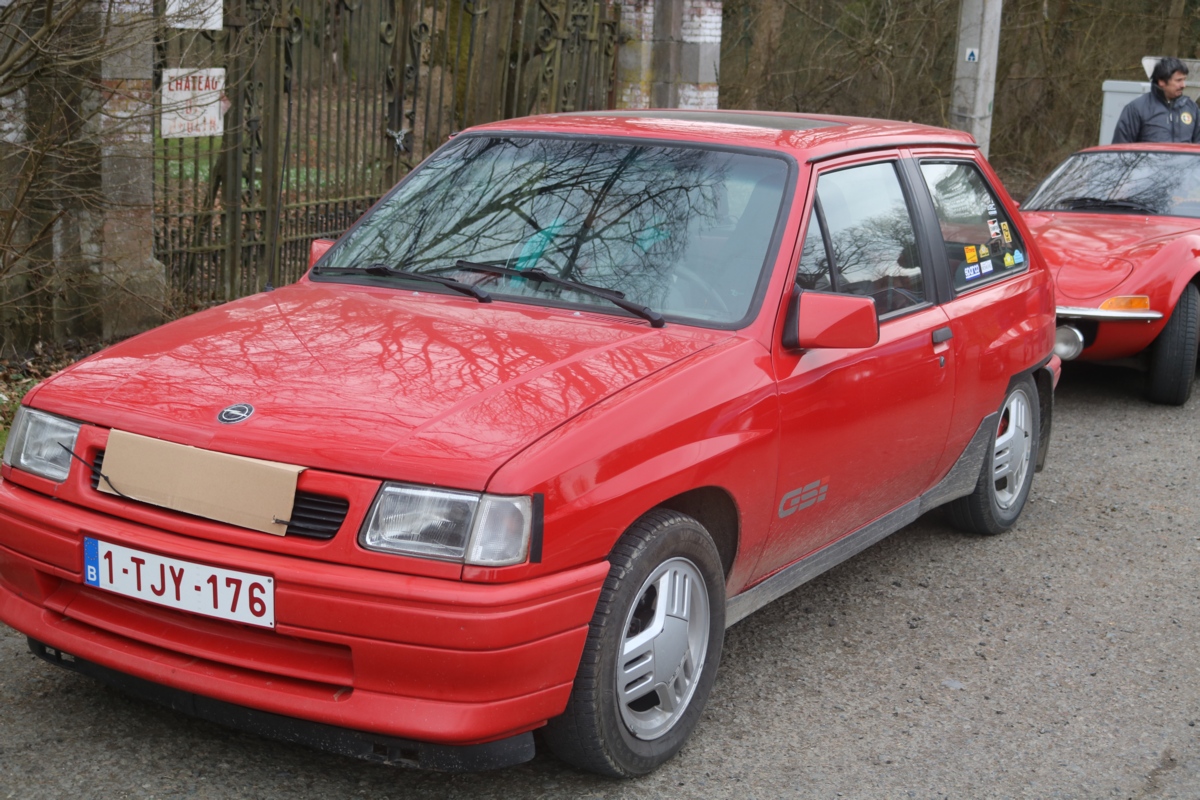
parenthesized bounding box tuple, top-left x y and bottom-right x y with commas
(932, 326, 953, 344)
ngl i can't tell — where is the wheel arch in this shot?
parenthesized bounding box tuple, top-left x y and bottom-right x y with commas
(1031, 359, 1055, 472)
(655, 486, 740, 579)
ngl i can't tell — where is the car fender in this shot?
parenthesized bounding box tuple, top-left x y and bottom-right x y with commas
(1159, 235, 1200, 312)
(471, 335, 781, 596)
(1097, 234, 1200, 357)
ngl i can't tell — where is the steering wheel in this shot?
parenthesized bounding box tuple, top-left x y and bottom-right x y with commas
(670, 266, 732, 315)
(871, 286, 921, 313)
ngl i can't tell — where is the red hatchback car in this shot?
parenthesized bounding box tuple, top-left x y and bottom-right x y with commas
(1022, 143, 1200, 404)
(0, 111, 1058, 776)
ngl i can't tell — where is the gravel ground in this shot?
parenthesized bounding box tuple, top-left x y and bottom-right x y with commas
(1, 361, 1198, 799)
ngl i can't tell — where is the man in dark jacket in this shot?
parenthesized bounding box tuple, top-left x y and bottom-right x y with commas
(1112, 57, 1200, 144)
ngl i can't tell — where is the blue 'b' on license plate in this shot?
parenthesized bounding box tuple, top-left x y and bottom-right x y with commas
(84, 537, 100, 586)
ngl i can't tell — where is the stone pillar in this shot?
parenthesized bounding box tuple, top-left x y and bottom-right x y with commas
(93, 4, 166, 339)
(0, 2, 164, 351)
(616, 0, 722, 110)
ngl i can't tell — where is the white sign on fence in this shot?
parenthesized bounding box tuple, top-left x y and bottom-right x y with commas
(165, 0, 222, 29)
(161, 68, 225, 138)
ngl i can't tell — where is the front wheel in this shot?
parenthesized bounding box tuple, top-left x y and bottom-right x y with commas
(949, 375, 1040, 535)
(544, 510, 725, 777)
(1146, 283, 1199, 406)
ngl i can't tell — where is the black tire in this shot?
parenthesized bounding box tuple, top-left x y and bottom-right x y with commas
(544, 509, 725, 777)
(1146, 282, 1199, 406)
(949, 375, 1040, 535)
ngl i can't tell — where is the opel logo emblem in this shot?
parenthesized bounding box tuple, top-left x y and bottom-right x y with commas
(217, 403, 255, 424)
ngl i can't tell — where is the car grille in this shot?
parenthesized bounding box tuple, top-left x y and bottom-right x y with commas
(91, 451, 349, 539)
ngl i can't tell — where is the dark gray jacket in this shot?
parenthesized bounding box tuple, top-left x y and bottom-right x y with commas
(1112, 84, 1200, 144)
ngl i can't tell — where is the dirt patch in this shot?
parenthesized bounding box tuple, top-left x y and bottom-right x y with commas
(0, 338, 116, 433)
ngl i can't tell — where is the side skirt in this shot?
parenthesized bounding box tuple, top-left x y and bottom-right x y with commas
(725, 412, 999, 627)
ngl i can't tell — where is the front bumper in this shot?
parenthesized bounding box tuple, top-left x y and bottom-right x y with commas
(1056, 305, 1163, 321)
(1055, 306, 1167, 362)
(28, 637, 535, 771)
(0, 477, 608, 761)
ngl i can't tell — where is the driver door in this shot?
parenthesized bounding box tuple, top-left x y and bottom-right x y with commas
(762, 157, 956, 575)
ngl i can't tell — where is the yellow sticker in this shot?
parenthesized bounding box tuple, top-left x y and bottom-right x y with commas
(1000, 221, 1013, 243)
(964, 246, 978, 264)
(1184, 112, 1194, 125)
(1003, 252, 1015, 267)
(978, 244, 991, 258)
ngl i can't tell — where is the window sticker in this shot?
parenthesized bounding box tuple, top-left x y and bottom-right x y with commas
(986, 202, 997, 216)
(964, 263, 982, 280)
(978, 244, 990, 258)
(987, 219, 1002, 238)
(1003, 252, 1015, 267)
(964, 245, 978, 263)
(980, 259, 994, 274)
(1000, 221, 1013, 243)
(1013, 249, 1025, 264)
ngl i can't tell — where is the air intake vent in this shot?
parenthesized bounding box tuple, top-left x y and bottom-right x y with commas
(285, 493, 350, 539)
(91, 451, 348, 539)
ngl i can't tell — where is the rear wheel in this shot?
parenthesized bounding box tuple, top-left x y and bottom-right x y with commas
(1146, 283, 1199, 406)
(544, 510, 725, 777)
(949, 375, 1040, 535)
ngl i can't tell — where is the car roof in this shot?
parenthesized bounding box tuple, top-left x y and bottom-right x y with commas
(465, 109, 979, 161)
(1078, 142, 1200, 155)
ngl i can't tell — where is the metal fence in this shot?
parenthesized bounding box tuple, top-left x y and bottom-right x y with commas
(154, 0, 619, 314)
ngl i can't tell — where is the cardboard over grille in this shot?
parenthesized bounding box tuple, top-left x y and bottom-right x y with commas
(99, 430, 305, 535)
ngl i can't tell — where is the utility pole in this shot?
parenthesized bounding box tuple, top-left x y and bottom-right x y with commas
(950, 0, 1003, 157)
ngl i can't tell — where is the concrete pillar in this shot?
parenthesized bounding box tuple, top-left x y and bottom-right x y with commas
(950, 0, 1003, 157)
(616, 0, 722, 110)
(93, 3, 166, 339)
(0, 2, 163, 351)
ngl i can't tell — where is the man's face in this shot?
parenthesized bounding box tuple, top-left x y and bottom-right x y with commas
(1158, 70, 1188, 101)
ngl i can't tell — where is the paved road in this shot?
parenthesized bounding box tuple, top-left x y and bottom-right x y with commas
(2, 362, 1198, 799)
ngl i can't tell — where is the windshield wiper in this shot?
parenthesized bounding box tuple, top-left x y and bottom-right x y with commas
(313, 263, 491, 302)
(452, 260, 665, 328)
(1059, 196, 1157, 214)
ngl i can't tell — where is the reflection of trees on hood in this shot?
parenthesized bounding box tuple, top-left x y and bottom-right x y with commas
(333, 136, 734, 303)
(828, 206, 919, 286)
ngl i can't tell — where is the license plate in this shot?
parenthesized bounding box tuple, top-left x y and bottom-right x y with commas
(84, 537, 274, 628)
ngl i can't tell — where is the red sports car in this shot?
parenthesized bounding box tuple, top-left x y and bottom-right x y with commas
(0, 111, 1057, 776)
(1022, 143, 1200, 405)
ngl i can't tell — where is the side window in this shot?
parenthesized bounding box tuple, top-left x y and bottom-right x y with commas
(918, 161, 1028, 292)
(816, 162, 926, 315)
(795, 209, 833, 291)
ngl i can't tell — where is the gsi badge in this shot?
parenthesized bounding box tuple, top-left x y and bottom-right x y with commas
(217, 403, 255, 424)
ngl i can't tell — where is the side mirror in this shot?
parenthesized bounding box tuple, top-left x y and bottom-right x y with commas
(783, 291, 879, 350)
(309, 238, 335, 268)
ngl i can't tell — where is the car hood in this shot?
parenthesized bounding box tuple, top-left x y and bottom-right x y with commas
(30, 283, 726, 489)
(1022, 211, 1200, 300)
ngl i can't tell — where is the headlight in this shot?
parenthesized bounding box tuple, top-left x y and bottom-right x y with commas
(360, 483, 533, 567)
(3, 407, 81, 482)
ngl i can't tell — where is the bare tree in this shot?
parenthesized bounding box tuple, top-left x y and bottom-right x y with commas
(0, 0, 164, 352)
(720, 0, 1190, 196)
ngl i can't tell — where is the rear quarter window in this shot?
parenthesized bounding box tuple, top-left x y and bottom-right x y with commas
(919, 161, 1029, 293)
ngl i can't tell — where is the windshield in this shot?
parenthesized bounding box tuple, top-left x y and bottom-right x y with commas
(314, 135, 791, 325)
(1024, 150, 1200, 218)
